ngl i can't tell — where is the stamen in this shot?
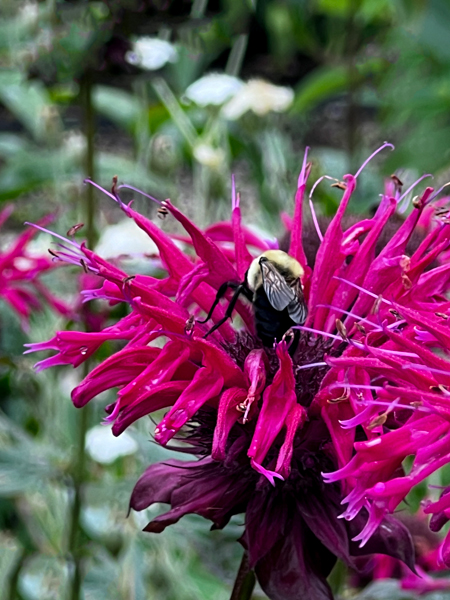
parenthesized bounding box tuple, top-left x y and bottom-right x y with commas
(354, 142, 394, 179)
(397, 173, 433, 213)
(67, 223, 84, 236)
(427, 182, 450, 205)
(391, 174, 403, 188)
(358, 398, 431, 413)
(184, 316, 195, 337)
(402, 363, 450, 377)
(309, 196, 323, 242)
(297, 146, 310, 187)
(317, 303, 380, 330)
(293, 325, 342, 342)
(329, 383, 383, 392)
(25, 222, 81, 249)
(84, 179, 119, 203)
(117, 183, 161, 204)
(336, 319, 348, 341)
(333, 276, 393, 306)
(231, 174, 238, 211)
(296, 362, 327, 371)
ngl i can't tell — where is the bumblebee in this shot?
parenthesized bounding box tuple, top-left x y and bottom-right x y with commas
(199, 250, 307, 350)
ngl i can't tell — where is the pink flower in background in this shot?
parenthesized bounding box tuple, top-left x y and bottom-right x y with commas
(0, 205, 70, 327)
(350, 512, 450, 595)
(26, 144, 450, 599)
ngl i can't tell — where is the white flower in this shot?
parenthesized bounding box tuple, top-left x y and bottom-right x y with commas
(95, 218, 158, 259)
(183, 73, 244, 106)
(193, 143, 225, 168)
(85, 425, 138, 464)
(19, 3, 39, 28)
(126, 37, 178, 71)
(221, 79, 294, 120)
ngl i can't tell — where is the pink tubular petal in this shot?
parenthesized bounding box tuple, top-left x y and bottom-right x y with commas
(127, 205, 193, 281)
(212, 387, 248, 460)
(191, 338, 246, 388)
(441, 533, 450, 568)
(232, 202, 253, 280)
(250, 459, 284, 486)
(72, 346, 160, 407)
(289, 147, 311, 270)
(155, 364, 224, 445)
(321, 400, 356, 470)
(115, 339, 191, 413)
(346, 205, 423, 329)
(112, 381, 190, 435)
(307, 175, 356, 329)
(241, 349, 267, 422)
(248, 342, 296, 481)
(205, 222, 269, 251)
(275, 404, 307, 478)
(164, 199, 239, 286)
(325, 198, 396, 330)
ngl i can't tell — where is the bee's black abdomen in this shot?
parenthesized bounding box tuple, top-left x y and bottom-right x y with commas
(253, 287, 297, 348)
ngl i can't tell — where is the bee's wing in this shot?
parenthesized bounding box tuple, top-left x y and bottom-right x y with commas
(287, 280, 308, 325)
(260, 260, 295, 311)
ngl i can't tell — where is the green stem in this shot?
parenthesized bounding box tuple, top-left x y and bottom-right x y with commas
(67, 395, 90, 600)
(67, 71, 96, 600)
(80, 71, 96, 248)
(190, 0, 209, 19)
(8, 548, 29, 600)
(230, 551, 256, 600)
(226, 34, 249, 78)
(346, 0, 360, 175)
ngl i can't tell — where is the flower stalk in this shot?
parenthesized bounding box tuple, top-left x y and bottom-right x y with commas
(230, 552, 256, 600)
(67, 69, 96, 600)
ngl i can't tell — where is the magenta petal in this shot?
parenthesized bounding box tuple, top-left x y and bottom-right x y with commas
(127, 206, 193, 280)
(441, 532, 450, 568)
(289, 147, 311, 269)
(232, 203, 253, 279)
(205, 221, 269, 251)
(275, 404, 307, 478)
(212, 387, 247, 460)
(112, 381, 189, 435)
(248, 342, 296, 479)
(326, 198, 396, 329)
(308, 175, 356, 329)
(155, 365, 224, 444)
(117, 339, 191, 406)
(164, 199, 239, 286)
(72, 346, 160, 407)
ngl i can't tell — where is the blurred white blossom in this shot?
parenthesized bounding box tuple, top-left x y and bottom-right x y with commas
(183, 73, 244, 106)
(96, 218, 158, 259)
(126, 37, 178, 70)
(193, 143, 225, 168)
(85, 425, 138, 464)
(222, 79, 294, 120)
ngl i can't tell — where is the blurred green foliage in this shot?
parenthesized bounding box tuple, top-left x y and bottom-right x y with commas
(2, 1, 450, 599)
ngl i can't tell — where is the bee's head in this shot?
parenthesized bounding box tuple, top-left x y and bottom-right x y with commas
(246, 250, 304, 291)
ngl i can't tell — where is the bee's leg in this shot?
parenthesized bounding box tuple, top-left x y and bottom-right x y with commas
(204, 284, 247, 338)
(197, 281, 239, 324)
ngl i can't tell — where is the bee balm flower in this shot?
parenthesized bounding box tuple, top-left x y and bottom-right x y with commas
(28, 144, 450, 599)
(0, 206, 70, 327)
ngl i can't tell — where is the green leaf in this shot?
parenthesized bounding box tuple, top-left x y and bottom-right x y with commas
(0, 71, 58, 141)
(293, 65, 348, 112)
(93, 86, 141, 133)
(96, 153, 173, 198)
